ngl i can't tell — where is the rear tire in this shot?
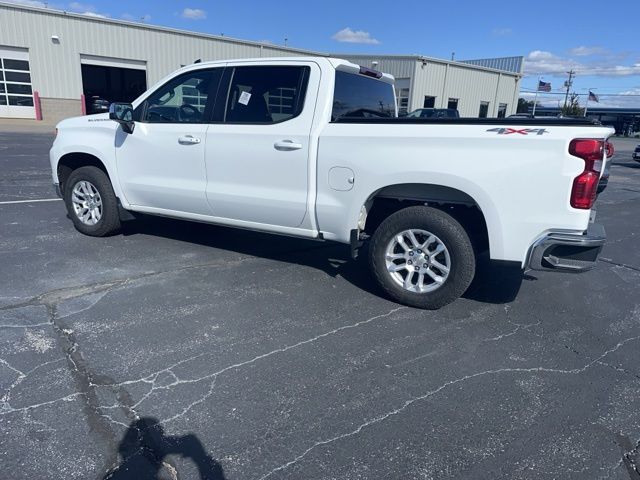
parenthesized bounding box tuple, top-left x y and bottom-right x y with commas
(63, 166, 121, 237)
(369, 206, 475, 309)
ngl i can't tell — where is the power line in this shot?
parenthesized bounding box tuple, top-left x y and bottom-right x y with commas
(520, 90, 640, 97)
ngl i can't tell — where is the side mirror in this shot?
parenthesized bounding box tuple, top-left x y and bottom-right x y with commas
(109, 103, 135, 134)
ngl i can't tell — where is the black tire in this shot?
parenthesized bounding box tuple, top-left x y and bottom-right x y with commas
(63, 166, 121, 237)
(369, 206, 475, 309)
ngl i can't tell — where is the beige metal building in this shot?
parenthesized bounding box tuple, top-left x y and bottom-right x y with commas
(0, 1, 523, 123)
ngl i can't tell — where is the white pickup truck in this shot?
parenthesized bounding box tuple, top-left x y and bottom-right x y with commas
(50, 57, 615, 309)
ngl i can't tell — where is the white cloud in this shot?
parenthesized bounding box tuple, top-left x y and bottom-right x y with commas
(492, 27, 512, 36)
(78, 10, 108, 18)
(68, 1, 94, 11)
(331, 27, 380, 45)
(65, 1, 110, 17)
(568, 46, 608, 57)
(181, 8, 206, 20)
(524, 50, 640, 77)
(121, 12, 151, 22)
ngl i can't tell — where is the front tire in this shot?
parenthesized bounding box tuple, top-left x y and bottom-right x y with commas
(369, 206, 475, 309)
(63, 166, 121, 237)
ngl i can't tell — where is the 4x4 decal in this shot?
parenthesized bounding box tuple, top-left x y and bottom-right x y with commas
(486, 128, 548, 135)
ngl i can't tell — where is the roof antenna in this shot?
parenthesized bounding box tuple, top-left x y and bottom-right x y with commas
(451, 51, 455, 61)
(194, 59, 201, 64)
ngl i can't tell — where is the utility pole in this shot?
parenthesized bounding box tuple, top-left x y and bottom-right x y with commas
(563, 70, 575, 110)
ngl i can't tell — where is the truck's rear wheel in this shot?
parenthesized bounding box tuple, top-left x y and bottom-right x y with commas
(63, 166, 121, 237)
(369, 206, 475, 309)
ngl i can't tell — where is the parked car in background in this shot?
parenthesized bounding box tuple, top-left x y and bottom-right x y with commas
(89, 96, 110, 114)
(633, 144, 640, 162)
(405, 108, 459, 119)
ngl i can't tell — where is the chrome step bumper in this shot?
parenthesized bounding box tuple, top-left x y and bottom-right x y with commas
(527, 223, 606, 273)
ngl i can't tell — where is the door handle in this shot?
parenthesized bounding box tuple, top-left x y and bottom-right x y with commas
(274, 140, 303, 151)
(178, 135, 201, 145)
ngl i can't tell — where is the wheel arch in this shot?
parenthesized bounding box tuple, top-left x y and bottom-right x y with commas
(360, 183, 492, 256)
(57, 152, 111, 194)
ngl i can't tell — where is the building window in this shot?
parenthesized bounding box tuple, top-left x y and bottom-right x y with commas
(395, 87, 409, 115)
(447, 98, 459, 110)
(423, 96, 436, 108)
(478, 101, 490, 118)
(0, 56, 33, 111)
(497, 103, 508, 118)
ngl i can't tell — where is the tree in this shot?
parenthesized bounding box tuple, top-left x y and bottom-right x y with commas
(560, 92, 584, 117)
(517, 98, 538, 113)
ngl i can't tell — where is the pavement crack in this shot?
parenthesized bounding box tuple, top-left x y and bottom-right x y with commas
(0, 322, 52, 329)
(483, 305, 541, 342)
(596, 360, 640, 381)
(161, 377, 218, 424)
(617, 433, 640, 479)
(0, 358, 65, 413)
(97, 307, 407, 412)
(255, 335, 640, 480)
(599, 257, 640, 273)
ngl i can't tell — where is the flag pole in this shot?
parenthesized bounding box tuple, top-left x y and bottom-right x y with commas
(584, 88, 597, 118)
(584, 90, 589, 117)
(532, 76, 540, 116)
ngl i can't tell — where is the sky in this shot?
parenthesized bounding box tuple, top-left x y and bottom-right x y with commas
(7, 0, 640, 108)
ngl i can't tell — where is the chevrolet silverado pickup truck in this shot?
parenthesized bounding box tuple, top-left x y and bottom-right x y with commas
(50, 57, 615, 309)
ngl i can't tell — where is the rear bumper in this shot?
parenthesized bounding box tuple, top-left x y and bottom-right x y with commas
(527, 223, 606, 273)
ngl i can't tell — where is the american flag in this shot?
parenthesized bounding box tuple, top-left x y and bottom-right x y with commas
(588, 90, 599, 103)
(537, 80, 552, 92)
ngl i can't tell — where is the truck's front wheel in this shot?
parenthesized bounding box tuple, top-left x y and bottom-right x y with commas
(369, 206, 475, 309)
(63, 166, 121, 237)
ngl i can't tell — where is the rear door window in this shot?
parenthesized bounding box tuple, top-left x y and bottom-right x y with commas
(223, 66, 309, 124)
(332, 71, 396, 121)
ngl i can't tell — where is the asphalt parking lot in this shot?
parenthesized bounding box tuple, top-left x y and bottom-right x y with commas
(1, 131, 639, 480)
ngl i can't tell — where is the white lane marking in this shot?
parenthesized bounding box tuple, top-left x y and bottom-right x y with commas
(0, 198, 62, 205)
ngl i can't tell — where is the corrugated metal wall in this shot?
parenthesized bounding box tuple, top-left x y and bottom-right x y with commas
(333, 55, 416, 78)
(0, 4, 309, 99)
(460, 56, 524, 74)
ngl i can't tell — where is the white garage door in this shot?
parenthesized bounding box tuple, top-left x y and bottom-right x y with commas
(0, 46, 35, 119)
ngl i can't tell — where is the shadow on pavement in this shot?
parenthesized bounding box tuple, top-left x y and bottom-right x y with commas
(122, 215, 523, 305)
(612, 161, 640, 169)
(462, 253, 525, 304)
(104, 417, 225, 480)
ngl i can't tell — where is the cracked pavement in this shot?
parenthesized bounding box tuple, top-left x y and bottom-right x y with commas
(1, 132, 640, 479)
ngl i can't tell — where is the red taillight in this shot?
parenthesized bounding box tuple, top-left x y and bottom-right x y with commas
(605, 140, 614, 158)
(569, 139, 604, 210)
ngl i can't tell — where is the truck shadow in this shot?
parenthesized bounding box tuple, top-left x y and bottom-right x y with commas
(122, 215, 523, 305)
